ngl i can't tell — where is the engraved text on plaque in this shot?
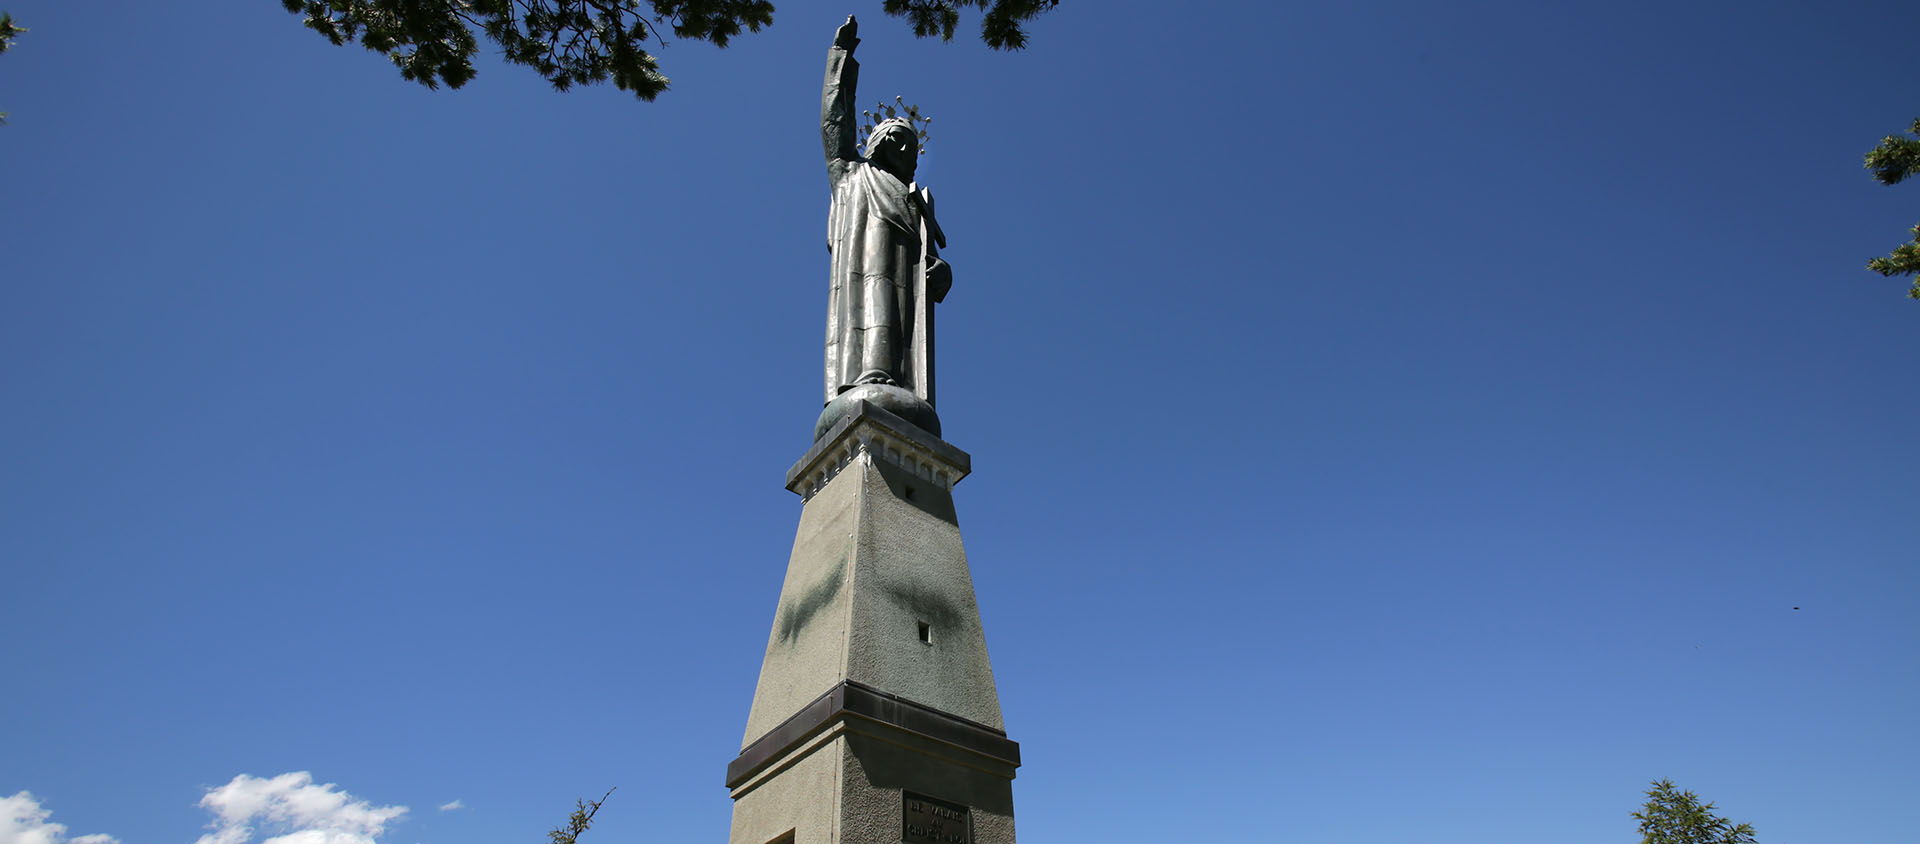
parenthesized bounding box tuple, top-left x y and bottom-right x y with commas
(902, 792, 971, 844)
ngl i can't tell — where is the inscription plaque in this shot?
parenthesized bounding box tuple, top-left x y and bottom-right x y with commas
(902, 792, 971, 844)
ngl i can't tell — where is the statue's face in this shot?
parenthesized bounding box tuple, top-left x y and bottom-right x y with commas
(868, 126, 918, 181)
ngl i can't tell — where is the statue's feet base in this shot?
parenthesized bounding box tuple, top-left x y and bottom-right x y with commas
(816, 383, 940, 441)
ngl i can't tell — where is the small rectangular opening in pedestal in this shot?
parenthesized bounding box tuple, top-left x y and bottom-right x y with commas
(762, 830, 794, 844)
(917, 621, 933, 645)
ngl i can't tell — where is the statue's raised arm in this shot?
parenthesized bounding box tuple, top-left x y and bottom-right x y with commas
(822, 15, 861, 182)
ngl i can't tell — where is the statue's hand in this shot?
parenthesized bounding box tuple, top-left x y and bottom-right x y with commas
(926, 257, 953, 304)
(833, 15, 859, 51)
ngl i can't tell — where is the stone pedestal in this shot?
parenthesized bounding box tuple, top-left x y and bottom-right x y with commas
(727, 402, 1018, 844)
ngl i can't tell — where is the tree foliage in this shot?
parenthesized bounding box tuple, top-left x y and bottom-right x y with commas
(277, 0, 1059, 102)
(0, 11, 20, 55)
(1864, 117, 1920, 299)
(883, 0, 1058, 49)
(0, 12, 21, 124)
(547, 787, 614, 844)
(1633, 779, 1757, 844)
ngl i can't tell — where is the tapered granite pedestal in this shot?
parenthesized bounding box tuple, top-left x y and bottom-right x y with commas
(727, 401, 1018, 844)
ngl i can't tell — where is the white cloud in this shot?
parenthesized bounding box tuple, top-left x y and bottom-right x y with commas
(195, 773, 406, 844)
(434, 801, 463, 813)
(0, 792, 119, 844)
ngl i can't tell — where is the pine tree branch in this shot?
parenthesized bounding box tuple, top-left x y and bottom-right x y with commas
(1865, 118, 1920, 186)
(278, 0, 1053, 99)
(546, 787, 616, 844)
(0, 12, 21, 123)
(1863, 119, 1920, 300)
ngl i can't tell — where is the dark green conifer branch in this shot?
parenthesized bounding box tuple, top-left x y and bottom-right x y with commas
(880, 0, 1057, 49)
(276, 1, 1058, 102)
(1865, 117, 1920, 299)
(547, 787, 615, 844)
(0, 12, 23, 124)
(1632, 779, 1757, 844)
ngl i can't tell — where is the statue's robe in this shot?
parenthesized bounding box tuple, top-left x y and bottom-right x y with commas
(821, 44, 947, 406)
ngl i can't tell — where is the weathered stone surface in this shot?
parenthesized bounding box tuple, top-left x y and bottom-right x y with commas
(741, 412, 1001, 744)
(727, 725, 1013, 844)
(789, 399, 967, 501)
(729, 402, 1015, 844)
(727, 727, 845, 844)
(727, 681, 1017, 790)
(840, 730, 1012, 844)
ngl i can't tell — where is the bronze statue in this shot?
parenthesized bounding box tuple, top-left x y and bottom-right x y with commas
(817, 15, 952, 439)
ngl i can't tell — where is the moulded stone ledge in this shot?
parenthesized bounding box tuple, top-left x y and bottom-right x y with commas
(785, 401, 970, 501)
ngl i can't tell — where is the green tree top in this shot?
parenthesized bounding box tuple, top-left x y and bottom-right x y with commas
(0, 11, 22, 124)
(1864, 117, 1920, 300)
(1633, 779, 1757, 844)
(0, 12, 21, 54)
(547, 787, 614, 844)
(277, 0, 1060, 102)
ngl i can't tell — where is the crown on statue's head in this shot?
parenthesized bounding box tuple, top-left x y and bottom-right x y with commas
(859, 96, 932, 157)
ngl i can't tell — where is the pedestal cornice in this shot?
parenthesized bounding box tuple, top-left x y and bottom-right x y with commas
(786, 400, 971, 501)
(727, 679, 1020, 792)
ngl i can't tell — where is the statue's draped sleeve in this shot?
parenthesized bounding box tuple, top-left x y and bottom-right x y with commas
(822, 42, 859, 403)
(822, 45, 860, 185)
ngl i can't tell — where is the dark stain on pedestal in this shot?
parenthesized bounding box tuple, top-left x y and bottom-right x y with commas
(776, 555, 846, 645)
(883, 583, 965, 634)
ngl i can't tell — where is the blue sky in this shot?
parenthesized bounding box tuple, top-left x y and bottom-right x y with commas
(2, 1, 1915, 842)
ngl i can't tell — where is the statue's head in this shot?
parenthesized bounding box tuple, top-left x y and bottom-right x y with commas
(865, 119, 919, 181)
